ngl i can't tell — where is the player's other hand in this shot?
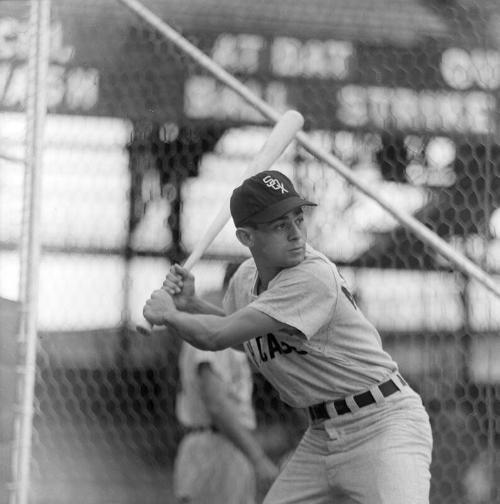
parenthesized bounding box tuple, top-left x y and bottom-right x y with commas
(254, 455, 280, 495)
(162, 264, 196, 310)
(143, 289, 177, 326)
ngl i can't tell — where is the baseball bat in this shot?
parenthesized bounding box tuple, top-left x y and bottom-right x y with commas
(137, 109, 304, 335)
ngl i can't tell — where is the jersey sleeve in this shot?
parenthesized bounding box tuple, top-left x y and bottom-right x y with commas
(249, 260, 338, 339)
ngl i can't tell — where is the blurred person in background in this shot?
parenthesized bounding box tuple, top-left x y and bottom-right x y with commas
(463, 449, 500, 504)
(173, 263, 279, 504)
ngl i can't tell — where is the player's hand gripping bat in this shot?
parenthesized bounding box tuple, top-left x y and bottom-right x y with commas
(137, 110, 304, 335)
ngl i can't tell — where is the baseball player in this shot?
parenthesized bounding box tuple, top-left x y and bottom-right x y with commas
(144, 170, 433, 503)
(173, 265, 278, 504)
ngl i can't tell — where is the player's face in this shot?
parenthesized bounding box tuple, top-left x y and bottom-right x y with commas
(252, 207, 307, 268)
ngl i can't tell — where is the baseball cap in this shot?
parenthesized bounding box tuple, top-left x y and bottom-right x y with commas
(230, 170, 316, 227)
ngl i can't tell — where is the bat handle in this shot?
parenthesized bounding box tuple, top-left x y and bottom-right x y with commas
(136, 320, 154, 336)
(182, 253, 198, 272)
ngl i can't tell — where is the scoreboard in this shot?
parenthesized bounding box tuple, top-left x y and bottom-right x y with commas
(1, 4, 499, 137)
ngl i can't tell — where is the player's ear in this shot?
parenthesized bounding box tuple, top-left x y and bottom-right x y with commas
(235, 227, 254, 248)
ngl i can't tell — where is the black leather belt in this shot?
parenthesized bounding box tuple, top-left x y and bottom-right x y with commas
(308, 374, 407, 421)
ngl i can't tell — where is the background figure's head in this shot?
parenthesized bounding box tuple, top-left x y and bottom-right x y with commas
(230, 171, 316, 270)
(200, 261, 242, 308)
(223, 262, 241, 291)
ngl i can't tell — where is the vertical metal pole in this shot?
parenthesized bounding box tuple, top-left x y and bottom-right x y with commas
(14, 1, 51, 503)
(482, 54, 496, 504)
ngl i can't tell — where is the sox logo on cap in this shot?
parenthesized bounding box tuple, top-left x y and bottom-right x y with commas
(262, 175, 289, 194)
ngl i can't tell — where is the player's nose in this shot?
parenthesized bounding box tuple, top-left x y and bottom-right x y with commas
(288, 221, 302, 240)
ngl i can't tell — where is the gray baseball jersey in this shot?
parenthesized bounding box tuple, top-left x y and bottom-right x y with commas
(223, 244, 398, 408)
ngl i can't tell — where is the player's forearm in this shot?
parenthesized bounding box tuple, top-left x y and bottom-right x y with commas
(182, 296, 226, 316)
(167, 311, 229, 351)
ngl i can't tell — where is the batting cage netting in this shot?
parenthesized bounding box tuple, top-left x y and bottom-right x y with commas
(1, 0, 500, 502)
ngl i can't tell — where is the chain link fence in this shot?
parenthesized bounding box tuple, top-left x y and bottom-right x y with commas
(1, 0, 500, 502)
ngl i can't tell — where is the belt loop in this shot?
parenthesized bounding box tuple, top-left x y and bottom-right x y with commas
(325, 402, 339, 418)
(344, 395, 360, 413)
(370, 384, 385, 403)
